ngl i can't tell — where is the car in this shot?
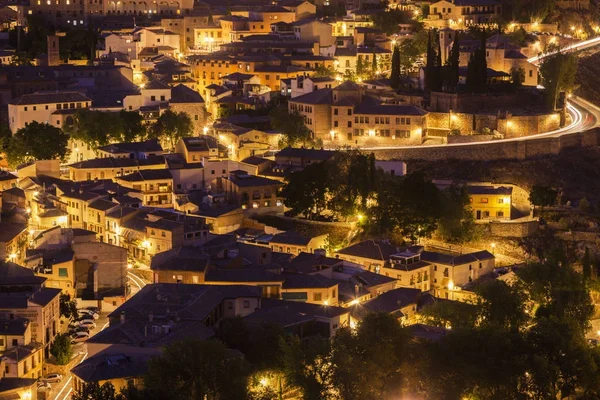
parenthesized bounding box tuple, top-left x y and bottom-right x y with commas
(588, 338, 599, 347)
(69, 326, 90, 335)
(43, 374, 62, 383)
(78, 314, 95, 322)
(84, 306, 100, 314)
(76, 320, 96, 329)
(70, 331, 90, 343)
(78, 309, 99, 320)
(37, 381, 52, 391)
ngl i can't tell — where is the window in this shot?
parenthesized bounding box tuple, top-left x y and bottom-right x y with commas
(348, 109, 352, 116)
(334, 108, 338, 115)
(313, 293, 322, 302)
(12, 338, 18, 346)
(334, 121, 338, 128)
(497, 211, 504, 217)
(243, 300, 250, 308)
(151, 96, 156, 101)
(480, 198, 489, 203)
(347, 121, 352, 128)
(58, 268, 68, 277)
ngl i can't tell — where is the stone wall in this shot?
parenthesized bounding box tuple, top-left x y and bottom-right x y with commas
(169, 102, 207, 135)
(369, 128, 600, 161)
(487, 220, 539, 237)
(429, 91, 544, 113)
(447, 134, 496, 144)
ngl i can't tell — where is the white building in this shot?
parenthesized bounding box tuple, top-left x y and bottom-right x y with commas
(8, 91, 92, 133)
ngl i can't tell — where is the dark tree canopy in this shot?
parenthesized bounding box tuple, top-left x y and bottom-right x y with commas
(6, 122, 69, 167)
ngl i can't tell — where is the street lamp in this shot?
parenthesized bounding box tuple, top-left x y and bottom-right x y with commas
(491, 242, 496, 254)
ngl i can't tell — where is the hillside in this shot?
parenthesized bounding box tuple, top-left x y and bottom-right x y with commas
(408, 146, 600, 205)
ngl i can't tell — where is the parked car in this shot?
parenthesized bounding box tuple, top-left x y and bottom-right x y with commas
(84, 306, 100, 314)
(78, 314, 95, 322)
(69, 326, 90, 335)
(76, 320, 96, 330)
(78, 309, 99, 319)
(37, 381, 52, 391)
(43, 374, 62, 383)
(70, 331, 90, 343)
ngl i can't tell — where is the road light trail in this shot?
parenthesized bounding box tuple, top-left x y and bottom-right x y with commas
(529, 36, 600, 64)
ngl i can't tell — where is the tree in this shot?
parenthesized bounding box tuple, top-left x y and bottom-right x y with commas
(280, 336, 336, 400)
(148, 110, 192, 151)
(582, 247, 592, 280)
(281, 162, 328, 219)
(399, 30, 428, 74)
(331, 313, 408, 400)
(444, 33, 460, 91)
(50, 333, 73, 365)
(425, 30, 434, 91)
(67, 109, 125, 149)
(510, 66, 525, 87)
(118, 110, 146, 142)
(356, 55, 364, 77)
(143, 338, 248, 400)
(269, 106, 312, 148)
(466, 29, 488, 92)
(313, 64, 337, 78)
(434, 34, 443, 91)
(438, 185, 478, 244)
(390, 44, 401, 89)
(370, 172, 444, 242)
(5, 122, 69, 167)
(59, 293, 78, 320)
(539, 50, 578, 110)
(72, 382, 118, 400)
(529, 185, 557, 208)
(370, 47, 377, 77)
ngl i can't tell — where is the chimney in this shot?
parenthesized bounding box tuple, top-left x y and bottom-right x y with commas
(120, 311, 126, 324)
(148, 311, 153, 322)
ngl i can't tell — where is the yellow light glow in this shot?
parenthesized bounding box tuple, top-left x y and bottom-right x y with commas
(507, 121, 513, 127)
(368, 130, 375, 137)
(323, 300, 329, 306)
(33, 191, 39, 197)
(448, 280, 454, 291)
(142, 240, 150, 248)
(357, 214, 364, 221)
(26, 208, 31, 213)
(260, 377, 268, 387)
(139, 83, 146, 89)
(350, 299, 359, 306)
(203, 126, 209, 134)
(451, 114, 458, 121)
(28, 230, 34, 235)
(9, 253, 17, 260)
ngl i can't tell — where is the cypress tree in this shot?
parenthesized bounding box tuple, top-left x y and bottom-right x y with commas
(425, 31, 434, 91)
(434, 33, 443, 91)
(466, 52, 477, 91)
(390, 44, 400, 89)
(371, 47, 377, 77)
(356, 55, 363, 77)
(447, 33, 460, 91)
(477, 29, 487, 92)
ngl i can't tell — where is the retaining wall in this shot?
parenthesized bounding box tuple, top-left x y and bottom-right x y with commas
(370, 128, 600, 161)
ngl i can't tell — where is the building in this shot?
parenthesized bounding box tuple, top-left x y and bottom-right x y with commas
(244, 297, 350, 338)
(380, 250, 431, 291)
(360, 287, 423, 324)
(467, 185, 512, 221)
(150, 246, 209, 284)
(269, 231, 328, 255)
(0, 287, 61, 356)
(85, 284, 262, 357)
(8, 91, 92, 133)
(96, 139, 164, 160)
(219, 170, 283, 213)
(0, 378, 38, 400)
(426, 0, 502, 28)
(334, 239, 405, 271)
(174, 136, 220, 162)
(422, 249, 495, 296)
(71, 353, 150, 395)
(116, 170, 174, 208)
(288, 81, 427, 145)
